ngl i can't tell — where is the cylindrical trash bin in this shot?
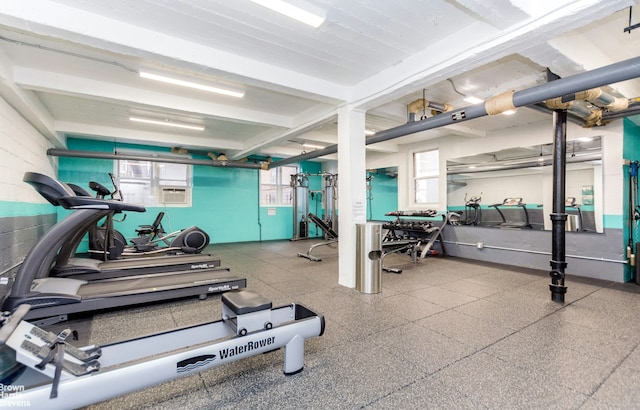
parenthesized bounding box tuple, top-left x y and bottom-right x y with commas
(356, 222, 382, 294)
(566, 214, 581, 231)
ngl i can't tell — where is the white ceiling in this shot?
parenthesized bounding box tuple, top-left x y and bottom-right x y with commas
(0, 0, 639, 161)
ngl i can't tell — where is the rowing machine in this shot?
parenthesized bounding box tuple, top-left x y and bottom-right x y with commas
(0, 290, 324, 409)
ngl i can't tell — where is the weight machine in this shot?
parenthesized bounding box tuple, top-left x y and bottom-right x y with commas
(290, 173, 338, 241)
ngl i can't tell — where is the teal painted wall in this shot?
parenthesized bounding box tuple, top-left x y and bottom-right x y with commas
(57, 137, 323, 246)
(367, 172, 398, 221)
(622, 118, 640, 281)
(0, 201, 54, 217)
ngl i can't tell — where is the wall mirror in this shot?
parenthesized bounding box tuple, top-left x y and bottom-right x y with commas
(446, 136, 603, 233)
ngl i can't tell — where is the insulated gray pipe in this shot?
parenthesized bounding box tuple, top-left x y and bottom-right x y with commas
(270, 56, 640, 169)
(602, 101, 640, 121)
(47, 148, 264, 169)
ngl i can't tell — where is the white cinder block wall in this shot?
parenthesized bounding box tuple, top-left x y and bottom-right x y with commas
(0, 96, 58, 272)
(0, 97, 57, 204)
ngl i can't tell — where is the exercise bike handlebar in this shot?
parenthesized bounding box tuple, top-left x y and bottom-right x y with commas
(108, 172, 123, 201)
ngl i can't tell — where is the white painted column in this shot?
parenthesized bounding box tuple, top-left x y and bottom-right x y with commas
(337, 106, 366, 288)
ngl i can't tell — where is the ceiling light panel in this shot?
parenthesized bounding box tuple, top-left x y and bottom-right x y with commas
(139, 71, 244, 98)
(249, 0, 326, 28)
(130, 116, 205, 131)
(302, 143, 325, 149)
(463, 96, 484, 104)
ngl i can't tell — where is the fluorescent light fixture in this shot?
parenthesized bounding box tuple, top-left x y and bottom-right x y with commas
(139, 71, 244, 98)
(302, 143, 325, 149)
(130, 116, 205, 131)
(463, 96, 484, 104)
(502, 109, 517, 115)
(365, 129, 376, 136)
(250, 0, 326, 28)
(577, 137, 593, 142)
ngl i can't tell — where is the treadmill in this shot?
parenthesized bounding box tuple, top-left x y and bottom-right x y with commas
(2, 172, 246, 323)
(34, 173, 224, 281)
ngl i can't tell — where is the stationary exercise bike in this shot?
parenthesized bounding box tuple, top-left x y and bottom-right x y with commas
(78, 174, 211, 258)
(67, 175, 128, 260)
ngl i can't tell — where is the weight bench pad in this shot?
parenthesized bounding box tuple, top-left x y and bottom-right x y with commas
(222, 290, 272, 315)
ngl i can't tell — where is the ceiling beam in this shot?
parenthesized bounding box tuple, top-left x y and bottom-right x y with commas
(0, 0, 348, 103)
(56, 121, 244, 152)
(348, 0, 632, 112)
(270, 55, 640, 168)
(548, 32, 640, 98)
(0, 48, 62, 147)
(231, 108, 337, 160)
(14, 67, 294, 128)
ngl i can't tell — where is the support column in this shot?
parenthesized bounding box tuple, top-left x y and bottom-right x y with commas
(337, 106, 366, 288)
(549, 109, 568, 303)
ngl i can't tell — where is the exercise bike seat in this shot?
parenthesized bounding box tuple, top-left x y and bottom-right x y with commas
(135, 212, 165, 236)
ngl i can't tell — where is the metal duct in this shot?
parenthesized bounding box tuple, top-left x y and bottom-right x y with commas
(601, 99, 640, 121)
(269, 56, 640, 169)
(544, 87, 630, 127)
(545, 87, 629, 112)
(47, 148, 266, 170)
(407, 98, 453, 121)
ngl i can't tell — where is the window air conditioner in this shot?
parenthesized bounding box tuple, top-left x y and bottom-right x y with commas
(161, 187, 188, 204)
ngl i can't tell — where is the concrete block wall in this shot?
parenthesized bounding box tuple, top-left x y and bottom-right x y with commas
(442, 225, 626, 282)
(0, 97, 57, 274)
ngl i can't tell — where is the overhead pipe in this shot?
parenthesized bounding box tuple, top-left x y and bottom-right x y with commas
(47, 148, 266, 170)
(545, 87, 629, 111)
(407, 98, 453, 122)
(269, 56, 640, 169)
(544, 87, 629, 127)
(578, 87, 629, 111)
(602, 98, 640, 121)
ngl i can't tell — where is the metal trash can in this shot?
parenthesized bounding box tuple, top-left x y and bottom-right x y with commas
(566, 214, 581, 232)
(356, 222, 382, 294)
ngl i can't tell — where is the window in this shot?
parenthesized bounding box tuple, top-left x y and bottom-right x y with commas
(117, 156, 191, 207)
(260, 165, 298, 205)
(414, 149, 439, 204)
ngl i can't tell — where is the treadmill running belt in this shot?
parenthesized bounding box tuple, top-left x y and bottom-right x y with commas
(78, 269, 235, 298)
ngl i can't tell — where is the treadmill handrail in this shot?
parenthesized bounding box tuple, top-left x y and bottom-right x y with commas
(23, 172, 76, 206)
(57, 196, 145, 212)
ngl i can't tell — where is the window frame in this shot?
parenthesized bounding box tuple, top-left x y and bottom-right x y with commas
(115, 152, 193, 207)
(260, 165, 299, 206)
(412, 148, 440, 207)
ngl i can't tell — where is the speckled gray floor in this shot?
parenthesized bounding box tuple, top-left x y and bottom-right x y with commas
(44, 240, 640, 409)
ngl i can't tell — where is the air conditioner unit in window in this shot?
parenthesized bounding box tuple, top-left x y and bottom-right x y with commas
(161, 187, 188, 204)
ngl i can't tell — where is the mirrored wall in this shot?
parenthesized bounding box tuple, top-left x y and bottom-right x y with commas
(447, 136, 602, 233)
